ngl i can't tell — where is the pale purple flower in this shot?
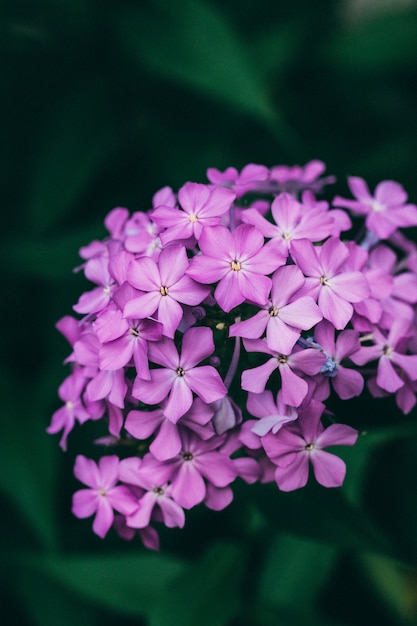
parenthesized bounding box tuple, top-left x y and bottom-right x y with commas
(158, 429, 237, 509)
(186, 224, 285, 312)
(47, 369, 90, 450)
(312, 320, 364, 400)
(206, 163, 269, 198)
(242, 192, 335, 256)
(119, 457, 185, 530)
(246, 390, 298, 436)
(124, 245, 210, 338)
(350, 320, 417, 393)
(72, 455, 139, 538)
(290, 237, 370, 329)
(241, 338, 326, 407)
(333, 177, 417, 239)
(73, 253, 115, 315)
(262, 401, 358, 491)
(229, 264, 322, 354)
(124, 398, 215, 461)
(151, 182, 236, 244)
(132, 327, 227, 423)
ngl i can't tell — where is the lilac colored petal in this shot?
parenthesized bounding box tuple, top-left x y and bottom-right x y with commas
(204, 484, 234, 511)
(280, 364, 308, 407)
(318, 287, 353, 329)
(73, 287, 110, 315)
(140, 525, 160, 551)
(252, 414, 293, 436)
(266, 315, 301, 355)
(86, 370, 112, 403)
(271, 265, 305, 304)
(241, 359, 278, 393)
(94, 307, 128, 343)
(316, 423, 358, 448)
(171, 275, 210, 305)
(289, 348, 326, 375)
(93, 498, 114, 538)
(74, 454, 101, 487)
(247, 390, 278, 418)
(377, 357, 404, 393)
(391, 353, 417, 380)
(310, 450, 346, 488)
(274, 454, 310, 491)
(152, 206, 186, 228)
(127, 492, 155, 528)
(159, 495, 185, 528)
(181, 326, 214, 369)
(244, 239, 285, 275)
(347, 176, 371, 201)
(233, 224, 264, 259)
(133, 368, 176, 404)
(171, 462, 206, 509)
(194, 452, 237, 487)
(229, 310, 268, 339)
(271, 193, 301, 229)
(214, 272, 244, 312)
(148, 336, 179, 369)
(185, 366, 227, 403)
(127, 257, 160, 291)
(132, 337, 151, 380)
(333, 367, 364, 399)
(243, 337, 275, 355)
(99, 335, 134, 371)
(186, 254, 229, 284)
(319, 238, 349, 274)
(108, 485, 140, 515)
(290, 239, 321, 277)
(198, 225, 233, 259)
(150, 419, 182, 461)
(233, 457, 260, 484)
(158, 245, 189, 285)
(72, 489, 99, 518)
(157, 295, 183, 338)
(238, 271, 271, 307)
(123, 292, 161, 320)
(241, 208, 277, 238)
(330, 272, 370, 302)
(280, 297, 323, 329)
(97, 456, 119, 487)
(375, 180, 407, 205)
(125, 409, 163, 439)
(164, 377, 193, 423)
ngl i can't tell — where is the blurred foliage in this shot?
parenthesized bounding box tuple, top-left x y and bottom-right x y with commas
(3, 0, 417, 624)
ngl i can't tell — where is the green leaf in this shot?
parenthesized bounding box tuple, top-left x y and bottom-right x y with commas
(25, 80, 116, 235)
(258, 532, 337, 611)
(149, 542, 244, 626)
(254, 480, 397, 560)
(0, 368, 60, 550)
(119, 0, 300, 151)
(18, 551, 187, 618)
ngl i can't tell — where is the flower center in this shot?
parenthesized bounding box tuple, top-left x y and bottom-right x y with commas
(160, 285, 169, 296)
(230, 260, 241, 271)
(66, 401, 74, 411)
(130, 327, 139, 337)
(268, 305, 278, 317)
(98, 488, 107, 496)
(383, 344, 392, 356)
(320, 275, 330, 286)
(278, 354, 287, 364)
(304, 443, 315, 451)
(281, 232, 291, 240)
(152, 486, 165, 496)
(176, 367, 186, 377)
(182, 451, 194, 461)
(189, 214, 198, 222)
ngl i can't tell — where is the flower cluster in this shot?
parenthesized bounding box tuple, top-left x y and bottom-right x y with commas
(49, 161, 417, 549)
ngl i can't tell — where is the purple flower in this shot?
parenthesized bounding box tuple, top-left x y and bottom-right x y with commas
(241, 338, 326, 407)
(333, 177, 417, 239)
(186, 224, 285, 312)
(229, 264, 322, 354)
(290, 237, 370, 329)
(132, 327, 227, 423)
(262, 401, 358, 491)
(124, 245, 210, 338)
(151, 182, 235, 244)
(247, 390, 298, 436)
(72, 455, 139, 538)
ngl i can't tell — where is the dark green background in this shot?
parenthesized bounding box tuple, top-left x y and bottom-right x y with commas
(3, 1, 417, 624)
